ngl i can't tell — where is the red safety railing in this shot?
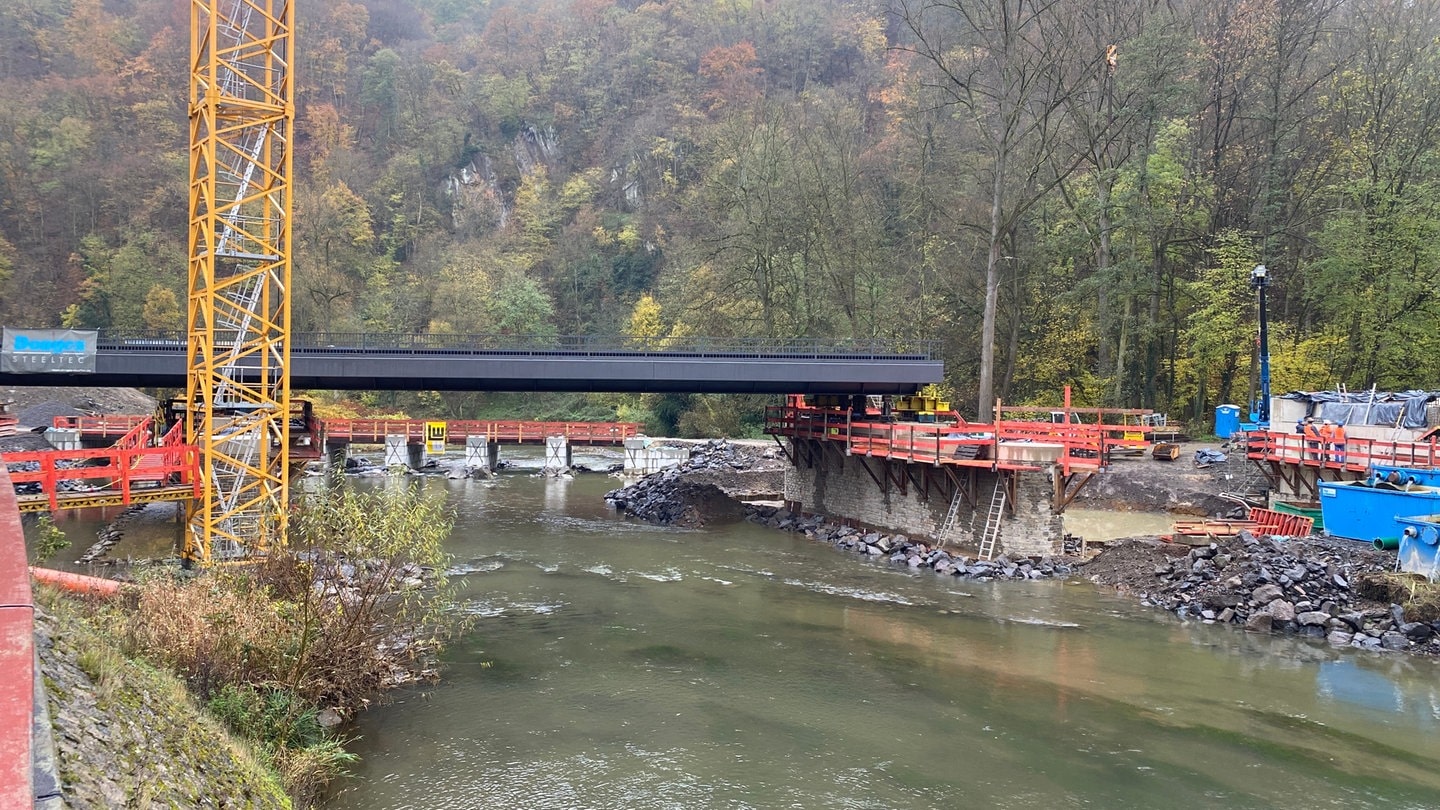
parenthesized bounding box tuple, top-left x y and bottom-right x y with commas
(52, 414, 150, 435)
(111, 416, 154, 451)
(1249, 507, 1315, 538)
(5, 445, 200, 513)
(323, 419, 641, 445)
(1243, 430, 1440, 472)
(762, 404, 1118, 473)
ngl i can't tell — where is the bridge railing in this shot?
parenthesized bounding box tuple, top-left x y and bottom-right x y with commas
(52, 414, 151, 435)
(92, 330, 941, 359)
(324, 419, 641, 445)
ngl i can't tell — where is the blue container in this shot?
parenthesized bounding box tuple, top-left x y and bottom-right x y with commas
(1215, 404, 1241, 439)
(1318, 479, 1440, 541)
(1394, 515, 1440, 581)
(1371, 465, 1440, 487)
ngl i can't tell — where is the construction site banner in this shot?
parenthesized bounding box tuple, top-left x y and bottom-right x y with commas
(1, 328, 97, 373)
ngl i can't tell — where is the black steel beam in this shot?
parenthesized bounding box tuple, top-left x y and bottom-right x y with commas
(0, 346, 941, 395)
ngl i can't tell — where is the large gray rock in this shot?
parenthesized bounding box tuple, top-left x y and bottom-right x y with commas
(1244, 612, 1274, 633)
(1251, 583, 1283, 604)
(1297, 611, 1331, 627)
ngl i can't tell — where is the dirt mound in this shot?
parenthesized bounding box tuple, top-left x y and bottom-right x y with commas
(1072, 443, 1257, 517)
(1076, 538, 1188, 591)
(2, 385, 156, 428)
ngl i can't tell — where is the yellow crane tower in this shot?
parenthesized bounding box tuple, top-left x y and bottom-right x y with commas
(185, 0, 295, 565)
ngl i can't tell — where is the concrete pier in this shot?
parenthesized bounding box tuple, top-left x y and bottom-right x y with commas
(383, 435, 408, 468)
(465, 436, 500, 476)
(784, 441, 1062, 556)
(543, 436, 572, 474)
(623, 437, 688, 475)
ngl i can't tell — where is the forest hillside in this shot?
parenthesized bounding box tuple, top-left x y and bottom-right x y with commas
(2, 0, 1439, 431)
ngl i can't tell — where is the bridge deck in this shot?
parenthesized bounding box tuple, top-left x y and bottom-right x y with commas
(0, 332, 942, 395)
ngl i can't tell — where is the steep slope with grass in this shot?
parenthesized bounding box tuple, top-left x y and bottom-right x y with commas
(36, 589, 291, 809)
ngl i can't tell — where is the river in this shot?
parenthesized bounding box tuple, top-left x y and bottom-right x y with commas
(310, 452, 1440, 809)
(29, 454, 1440, 808)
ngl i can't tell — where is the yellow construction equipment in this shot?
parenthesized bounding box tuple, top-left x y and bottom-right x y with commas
(185, 0, 295, 565)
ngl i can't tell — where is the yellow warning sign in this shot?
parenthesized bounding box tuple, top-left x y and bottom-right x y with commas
(425, 421, 447, 454)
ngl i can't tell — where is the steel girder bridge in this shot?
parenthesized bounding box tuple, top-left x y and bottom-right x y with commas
(0, 332, 942, 395)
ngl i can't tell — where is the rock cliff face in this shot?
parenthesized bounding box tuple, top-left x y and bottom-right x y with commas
(36, 594, 290, 809)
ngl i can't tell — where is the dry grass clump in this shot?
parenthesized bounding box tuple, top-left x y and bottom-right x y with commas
(123, 572, 297, 697)
(1353, 571, 1440, 622)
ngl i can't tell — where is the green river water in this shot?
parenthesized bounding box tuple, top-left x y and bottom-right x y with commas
(36, 451, 1440, 808)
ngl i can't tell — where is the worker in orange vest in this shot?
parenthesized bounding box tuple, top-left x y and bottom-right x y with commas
(1333, 422, 1347, 465)
(1303, 417, 1321, 462)
(1318, 419, 1336, 463)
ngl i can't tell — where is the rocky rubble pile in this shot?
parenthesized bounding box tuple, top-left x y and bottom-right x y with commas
(1084, 533, 1440, 653)
(604, 440, 777, 527)
(748, 505, 1078, 582)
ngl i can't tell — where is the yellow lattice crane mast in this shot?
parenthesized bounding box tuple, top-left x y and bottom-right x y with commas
(185, 0, 295, 565)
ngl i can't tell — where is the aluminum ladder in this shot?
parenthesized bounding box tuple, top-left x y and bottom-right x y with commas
(977, 479, 1006, 560)
(937, 489, 964, 545)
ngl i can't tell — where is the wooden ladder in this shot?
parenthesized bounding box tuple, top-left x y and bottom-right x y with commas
(978, 479, 1006, 560)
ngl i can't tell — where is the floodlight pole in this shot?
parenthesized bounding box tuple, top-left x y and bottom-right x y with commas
(1251, 264, 1271, 430)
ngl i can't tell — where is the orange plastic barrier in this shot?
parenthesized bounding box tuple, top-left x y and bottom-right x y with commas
(29, 567, 123, 598)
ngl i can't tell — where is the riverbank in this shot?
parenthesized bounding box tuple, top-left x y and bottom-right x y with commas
(608, 439, 1440, 658)
(35, 588, 291, 808)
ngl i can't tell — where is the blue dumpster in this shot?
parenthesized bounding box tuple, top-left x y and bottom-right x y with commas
(1215, 404, 1241, 439)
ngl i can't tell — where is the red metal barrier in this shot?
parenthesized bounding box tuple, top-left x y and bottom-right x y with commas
(762, 404, 1117, 473)
(323, 418, 641, 445)
(52, 414, 149, 435)
(0, 466, 35, 808)
(1244, 430, 1440, 473)
(6, 446, 200, 513)
(1249, 507, 1314, 538)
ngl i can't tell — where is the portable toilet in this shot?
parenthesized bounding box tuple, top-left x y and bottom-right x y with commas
(1215, 404, 1241, 439)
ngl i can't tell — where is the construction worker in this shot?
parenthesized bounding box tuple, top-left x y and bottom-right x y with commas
(1333, 422, 1347, 465)
(1319, 419, 1336, 463)
(1303, 417, 1321, 462)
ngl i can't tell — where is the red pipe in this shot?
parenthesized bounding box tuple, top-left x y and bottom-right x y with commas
(29, 567, 123, 598)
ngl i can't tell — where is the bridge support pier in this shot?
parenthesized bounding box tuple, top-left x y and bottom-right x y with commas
(325, 443, 347, 472)
(44, 428, 81, 451)
(783, 440, 1062, 556)
(465, 437, 499, 477)
(407, 443, 425, 470)
(384, 436, 409, 469)
(544, 436, 572, 474)
(623, 437, 688, 475)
